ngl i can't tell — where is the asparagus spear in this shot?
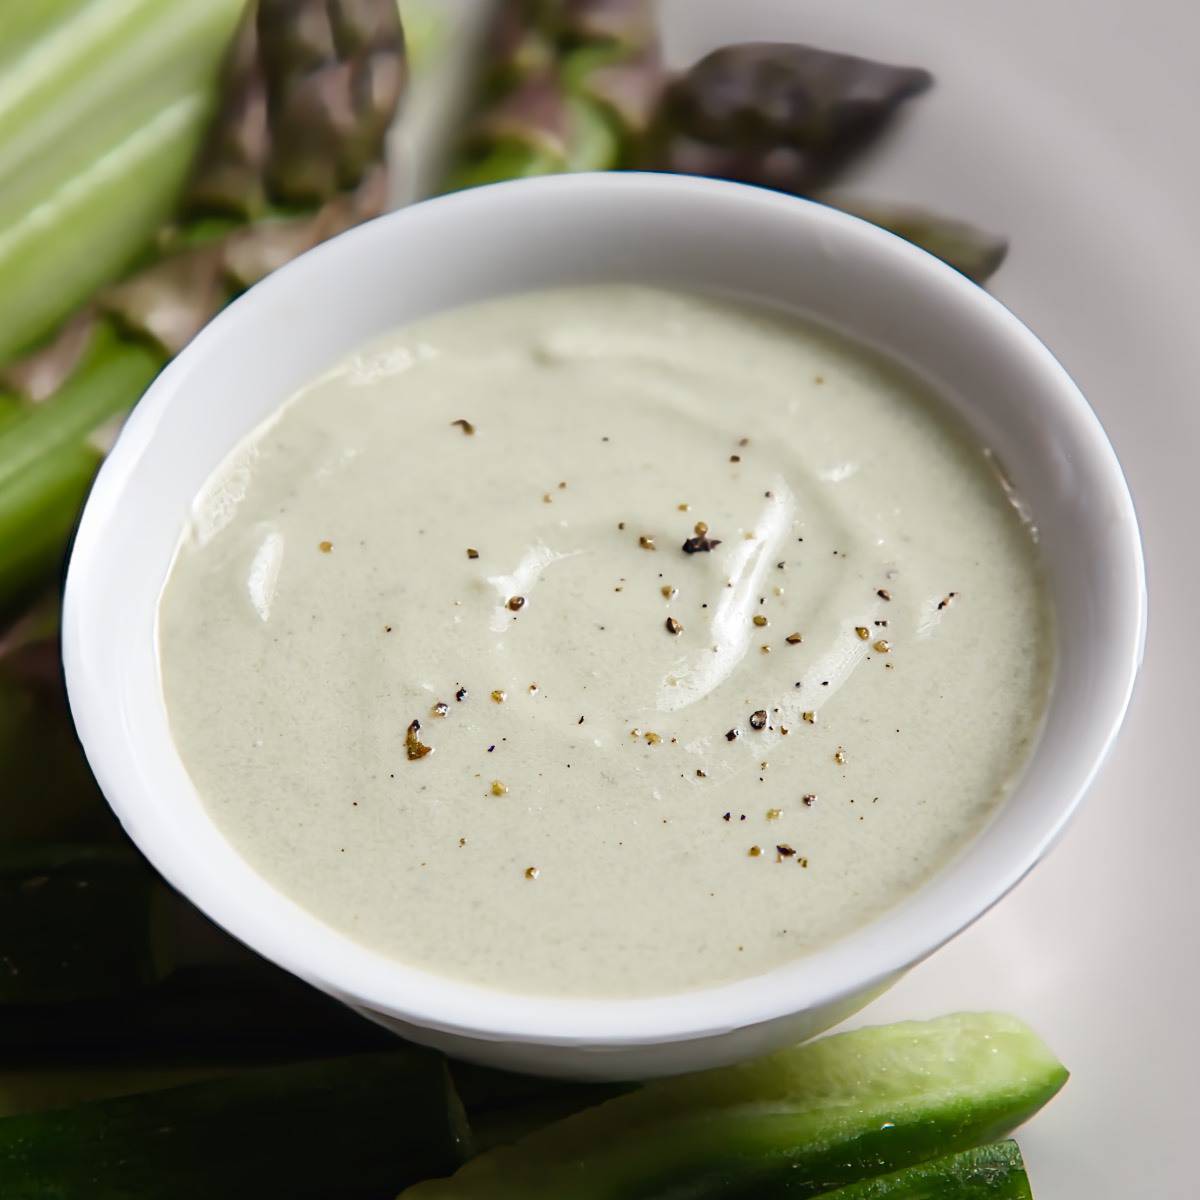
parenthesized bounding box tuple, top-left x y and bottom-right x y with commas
(445, 0, 663, 190)
(446, 27, 933, 194)
(446, 20, 1007, 283)
(0, 0, 406, 618)
(646, 42, 931, 194)
(820, 196, 1009, 284)
(644, 42, 1008, 280)
(0, 1050, 472, 1200)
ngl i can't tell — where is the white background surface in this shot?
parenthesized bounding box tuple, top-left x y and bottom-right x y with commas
(654, 3, 1196, 1195)
(398, 1, 1197, 1191)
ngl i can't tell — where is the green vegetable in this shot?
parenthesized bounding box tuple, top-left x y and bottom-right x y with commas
(449, 1061, 633, 1153)
(646, 42, 931, 195)
(815, 1142, 1032, 1199)
(188, 0, 406, 215)
(0, 1052, 627, 1132)
(0, 1050, 472, 1199)
(444, 0, 663, 190)
(637, 41, 1007, 282)
(0, 962, 626, 1134)
(0, 844, 167, 1005)
(0, 0, 406, 616)
(0, 0, 245, 366)
(400, 1013, 1066, 1198)
(449, 18, 1007, 284)
(818, 197, 1009, 284)
(466, 1086, 637, 1155)
(0, 0, 89, 68)
(0, 326, 163, 613)
(398, 0, 449, 72)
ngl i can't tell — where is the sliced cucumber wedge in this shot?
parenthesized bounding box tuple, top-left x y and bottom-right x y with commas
(402, 1013, 1066, 1199)
(0, 1050, 471, 1199)
(0, 844, 167, 1004)
(813, 1141, 1032, 1199)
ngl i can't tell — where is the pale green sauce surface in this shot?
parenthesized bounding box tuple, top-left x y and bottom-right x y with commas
(158, 286, 1053, 998)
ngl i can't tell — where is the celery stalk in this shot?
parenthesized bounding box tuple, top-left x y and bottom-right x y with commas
(0, 0, 89, 71)
(0, 0, 238, 182)
(0, 0, 406, 617)
(0, 96, 205, 368)
(0, 327, 162, 608)
(0, 325, 162, 498)
(0, 443, 99, 611)
(0, 0, 244, 365)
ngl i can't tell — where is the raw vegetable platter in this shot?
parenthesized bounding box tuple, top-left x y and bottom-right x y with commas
(2, 0, 1194, 1196)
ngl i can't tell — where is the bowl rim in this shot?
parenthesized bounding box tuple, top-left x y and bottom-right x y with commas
(62, 172, 1147, 1047)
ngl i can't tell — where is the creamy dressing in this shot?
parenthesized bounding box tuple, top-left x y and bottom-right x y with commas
(157, 286, 1053, 998)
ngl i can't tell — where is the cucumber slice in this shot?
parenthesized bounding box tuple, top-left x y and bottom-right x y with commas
(401, 1013, 1066, 1199)
(813, 1141, 1032, 1199)
(0, 1050, 472, 1199)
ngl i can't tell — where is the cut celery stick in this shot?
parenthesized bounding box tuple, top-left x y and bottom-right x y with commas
(0, 0, 243, 364)
(0, 0, 242, 191)
(0, 324, 161, 498)
(0, 0, 90, 71)
(0, 93, 210, 365)
(0, 325, 161, 611)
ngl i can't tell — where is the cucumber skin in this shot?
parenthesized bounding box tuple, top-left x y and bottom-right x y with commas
(402, 1014, 1067, 1199)
(0, 845, 165, 1004)
(0, 964, 395, 1063)
(0, 1051, 472, 1199)
(810, 1141, 1032, 1199)
(711, 1091, 1051, 1197)
(474, 1093, 1055, 1200)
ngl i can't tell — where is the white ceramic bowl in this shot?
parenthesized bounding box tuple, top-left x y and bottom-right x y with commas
(63, 173, 1145, 1080)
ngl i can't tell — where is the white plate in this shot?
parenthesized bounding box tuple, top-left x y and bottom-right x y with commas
(400, 0, 1194, 1187)
(654, 1, 1197, 1194)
